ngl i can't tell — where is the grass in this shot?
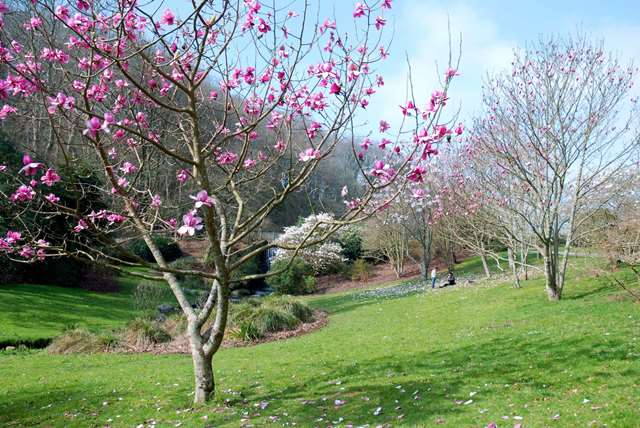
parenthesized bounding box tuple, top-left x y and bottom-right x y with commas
(0, 275, 144, 346)
(0, 257, 639, 427)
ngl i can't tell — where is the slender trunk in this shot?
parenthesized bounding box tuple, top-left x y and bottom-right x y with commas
(479, 245, 491, 278)
(508, 247, 521, 288)
(419, 235, 432, 282)
(543, 244, 561, 300)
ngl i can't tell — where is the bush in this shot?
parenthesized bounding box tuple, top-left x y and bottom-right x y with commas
(266, 258, 316, 295)
(350, 258, 371, 282)
(123, 317, 171, 348)
(78, 265, 120, 292)
(48, 328, 117, 354)
(229, 295, 314, 341)
(264, 296, 314, 322)
(127, 235, 182, 263)
(337, 226, 363, 261)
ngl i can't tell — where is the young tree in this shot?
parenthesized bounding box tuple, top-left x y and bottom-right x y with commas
(471, 34, 639, 300)
(0, 0, 459, 402)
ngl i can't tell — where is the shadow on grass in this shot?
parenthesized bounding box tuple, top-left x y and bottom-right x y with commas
(239, 333, 636, 426)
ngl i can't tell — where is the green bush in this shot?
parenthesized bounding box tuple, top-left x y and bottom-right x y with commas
(229, 296, 315, 341)
(337, 227, 363, 261)
(264, 296, 315, 323)
(266, 258, 316, 295)
(127, 235, 182, 263)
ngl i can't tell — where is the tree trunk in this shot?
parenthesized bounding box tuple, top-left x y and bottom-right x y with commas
(508, 247, 521, 288)
(543, 245, 561, 301)
(419, 240, 432, 282)
(189, 330, 214, 404)
(480, 251, 491, 278)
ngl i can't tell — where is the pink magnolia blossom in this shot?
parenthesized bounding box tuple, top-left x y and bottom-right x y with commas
(445, 68, 459, 80)
(19, 154, 44, 176)
(299, 148, 321, 162)
(73, 219, 88, 233)
(10, 185, 35, 202)
(382, 0, 392, 9)
(40, 168, 61, 186)
(45, 193, 60, 203)
(329, 82, 341, 95)
(161, 9, 175, 26)
(274, 141, 285, 152)
(19, 245, 34, 258)
(5, 231, 21, 244)
(353, 2, 369, 18)
(243, 159, 257, 169)
(454, 123, 464, 135)
(375, 16, 386, 30)
(120, 161, 137, 175)
(216, 151, 239, 165)
(0, 104, 18, 120)
(177, 210, 203, 236)
(176, 169, 190, 184)
(150, 194, 162, 209)
(190, 190, 215, 208)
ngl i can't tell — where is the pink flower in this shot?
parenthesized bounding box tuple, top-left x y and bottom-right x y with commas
(243, 159, 256, 169)
(329, 82, 341, 95)
(379, 138, 392, 150)
(0, 105, 17, 120)
(83, 117, 103, 138)
(375, 16, 386, 30)
(382, 0, 392, 9)
(45, 193, 60, 203)
(40, 169, 61, 186)
(369, 160, 395, 181)
(19, 154, 44, 176)
(161, 9, 175, 26)
(73, 219, 88, 233)
(189, 190, 215, 208)
(19, 245, 34, 259)
(120, 161, 137, 175)
(298, 148, 321, 162)
(10, 185, 35, 202)
(412, 188, 426, 199)
(454, 123, 464, 135)
(176, 169, 190, 184)
(216, 151, 238, 165)
(379, 120, 390, 132)
(353, 2, 369, 18)
(150, 194, 162, 209)
(274, 140, 285, 152)
(257, 18, 271, 33)
(106, 213, 126, 225)
(5, 231, 21, 244)
(167, 218, 177, 228)
(445, 68, 459, 80)
(407, 166, 427, 183)
(177, 210, 203, 236)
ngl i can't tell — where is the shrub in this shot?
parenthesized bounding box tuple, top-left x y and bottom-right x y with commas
(337, 226, 363, 261)
(48, 328, 116, 354)
(123, 317, 171, 348)
(127, 235, 182, 263)
(267, 258, 316, 295)
(78, 265, 120, 292)
(229, 296, 314, 341)
(264, 296, 314, 323)
(351, 258, 371, 282)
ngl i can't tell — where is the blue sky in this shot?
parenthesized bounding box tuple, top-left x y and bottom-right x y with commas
(167, 0, 640, 131)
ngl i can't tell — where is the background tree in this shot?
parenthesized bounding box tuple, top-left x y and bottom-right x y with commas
(470, 34, 639, 300)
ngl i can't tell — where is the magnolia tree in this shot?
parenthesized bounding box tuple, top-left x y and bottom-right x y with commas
(471, 34, 640, 300)
(0, 0, 460, 402)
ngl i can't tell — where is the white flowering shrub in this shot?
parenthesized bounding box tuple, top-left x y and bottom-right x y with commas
(273, 213, 347, 274)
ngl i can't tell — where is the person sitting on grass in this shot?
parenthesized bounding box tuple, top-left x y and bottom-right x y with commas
(446, 270, 456, 286)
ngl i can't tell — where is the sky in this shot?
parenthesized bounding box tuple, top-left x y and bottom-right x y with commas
(168, 0, 640, 132)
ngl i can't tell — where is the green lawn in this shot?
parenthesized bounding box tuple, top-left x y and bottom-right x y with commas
(0, 276, 141, 346)
(0, 257, 639, 427)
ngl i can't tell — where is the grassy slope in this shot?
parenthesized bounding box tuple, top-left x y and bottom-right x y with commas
(0, 257, 639, 427)
(0, 276, 141, 345)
